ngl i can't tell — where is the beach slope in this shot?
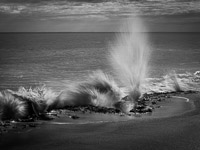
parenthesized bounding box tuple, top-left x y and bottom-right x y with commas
(0, 93, 200, 150)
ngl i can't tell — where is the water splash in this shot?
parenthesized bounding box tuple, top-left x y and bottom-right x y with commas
(142, 71, 200, 94)
(109, 18, 150, 102)
(56, 70, 122, 108)
(0, 90, 27, 120)
(168, 71, 182, 92)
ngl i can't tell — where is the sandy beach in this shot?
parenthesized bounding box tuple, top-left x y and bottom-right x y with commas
(0, 92, 199, 150)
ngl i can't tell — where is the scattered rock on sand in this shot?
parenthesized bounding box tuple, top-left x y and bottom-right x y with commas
(68, 114, 79, 119)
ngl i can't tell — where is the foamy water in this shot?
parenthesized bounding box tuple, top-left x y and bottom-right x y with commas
(142, 71, 200, 93)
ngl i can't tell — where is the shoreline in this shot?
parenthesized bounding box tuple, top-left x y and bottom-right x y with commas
(1, 92, 200, 150)
(0, 91, 195, 127)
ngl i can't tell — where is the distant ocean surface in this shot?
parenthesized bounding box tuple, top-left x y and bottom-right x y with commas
(0, 32, 200, 91)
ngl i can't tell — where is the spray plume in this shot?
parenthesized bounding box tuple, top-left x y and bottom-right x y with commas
(109, 18, 150, 102)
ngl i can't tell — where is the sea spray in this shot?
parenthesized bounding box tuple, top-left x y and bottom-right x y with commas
(109, 18, 150, 102)
(0, 90, 27, 120)
(56, 70, 122, 108)
(0, 86, 60, 120)
(142, 71, 200, 94)
(168, 71, 182, 92)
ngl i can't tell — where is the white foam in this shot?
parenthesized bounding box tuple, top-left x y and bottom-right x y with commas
(142, 71, 200, 94)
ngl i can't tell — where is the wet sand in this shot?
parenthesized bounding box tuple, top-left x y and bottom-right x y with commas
(0, 93, 200, 150)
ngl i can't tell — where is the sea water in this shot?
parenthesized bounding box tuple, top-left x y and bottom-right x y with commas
(0, 32, 200, 92)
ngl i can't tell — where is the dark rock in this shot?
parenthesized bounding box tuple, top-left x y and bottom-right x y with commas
(134, 105, 153, 113)
(21, 124, 28, 129)
(151, 101, 157, 105)
(17, 118, 35, 122)
(12, 125, 17, 129)
(155, 105, 161, 108)
(68, 115, 79, 119)
(39, 113, 54, 120)
(29, 123, 36, 127)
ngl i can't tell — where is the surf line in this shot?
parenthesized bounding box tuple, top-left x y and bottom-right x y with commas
(171, 96, 190, 102)
(46, 121, 111, 125)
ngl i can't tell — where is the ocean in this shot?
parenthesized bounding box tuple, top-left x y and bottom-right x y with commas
(0, 32, 200, 92)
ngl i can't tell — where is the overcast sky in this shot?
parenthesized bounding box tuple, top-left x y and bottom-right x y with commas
(0, 0, 199, 32)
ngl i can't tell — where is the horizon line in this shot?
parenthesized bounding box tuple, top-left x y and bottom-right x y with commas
(0, 31, 200, 33)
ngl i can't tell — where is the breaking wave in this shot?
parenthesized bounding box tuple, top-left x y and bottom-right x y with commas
(55, 70, 123, 109)
(142, 71, 200, 94)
